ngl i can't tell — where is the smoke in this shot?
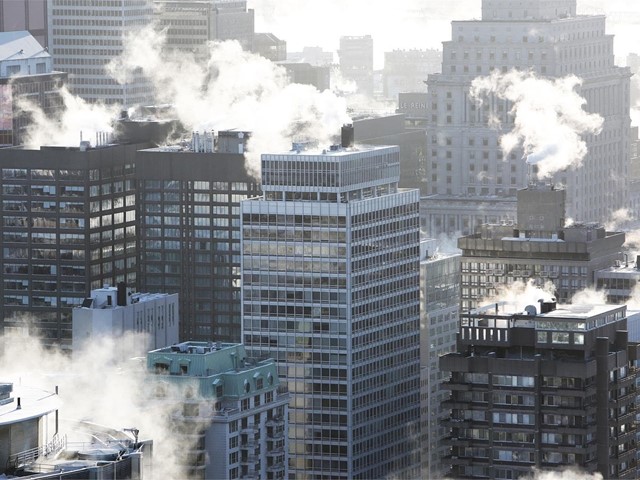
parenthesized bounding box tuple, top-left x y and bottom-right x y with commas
(478, 279, 557, 309)
(0, 330, 193, 479)
(605, 208, 634, 231)
(519, 467, 603, 480)
(16, 86, 120, 149)
(108, 26, 350, 178)
(470, 70, 604, 179)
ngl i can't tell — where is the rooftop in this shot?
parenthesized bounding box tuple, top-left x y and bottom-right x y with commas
(0, 383, 60, 426)
(0, 31, 49, 63)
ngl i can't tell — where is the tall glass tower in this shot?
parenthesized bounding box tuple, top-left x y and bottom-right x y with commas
(241, 130, 422, 479)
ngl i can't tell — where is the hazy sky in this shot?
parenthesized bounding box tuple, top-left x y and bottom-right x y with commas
(250, 0, 640, 67)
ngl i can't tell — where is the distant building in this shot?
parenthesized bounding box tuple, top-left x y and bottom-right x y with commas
(353, 113, 427, 194)
(254, 33, 286, 62)
(72, 284, 179, 358)
(241, 129, 422, 478)
(595, 259, 640, 304)
(339, 35, 374, 97)
(0, 0, 48, 48)
(458, 185, 625, 310)
(0, 31, 66, 146)
(419, 239, 460, 477)
(287, 46, 334, 67)
(135, 131, 260, 343)
(155, 0, 255, 58)
(147, 342, 288, 479)
(382, 49, 440, 101)
(440, 300, 640, 479)
(425, 0, 631, 234)
(278, 62, 330, 92)
(48, 0, 154, 107)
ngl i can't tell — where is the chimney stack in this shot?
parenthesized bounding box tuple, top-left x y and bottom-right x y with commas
(341, 124, 354, 148)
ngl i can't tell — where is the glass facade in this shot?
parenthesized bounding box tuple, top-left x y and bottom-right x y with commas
(0, 150, 137, 347)
(242, 145, 421, 479)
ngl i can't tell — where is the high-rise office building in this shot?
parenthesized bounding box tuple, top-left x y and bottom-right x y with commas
(419, 239, 460, 477)
(339, 35, 374, 97)
(425, 0, 631, 234)
(440, 300, 639, 479)
(0, 31, 66, 146)
(0, 138, 145, 347)
(155, 0, 255, 59)
(458, 185, 625, 310)
(0, 0, 48, 48)
(241, 129, 422, 479)
(136, 132, 260, 343)
(147, 341, 289, 479)
(48, 0, 154, 107)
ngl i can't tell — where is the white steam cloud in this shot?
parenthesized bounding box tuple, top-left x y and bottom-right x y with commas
(108, 26, 351, 178)
(470, 70, 604, 179)
(17, 86, 119, 149)
(1, 331, 192, 479)
(519, 467, 603, 480)
(478, 279, 556, 309)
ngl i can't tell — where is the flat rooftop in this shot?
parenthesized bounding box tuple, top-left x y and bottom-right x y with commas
(0, 384, 60, 426)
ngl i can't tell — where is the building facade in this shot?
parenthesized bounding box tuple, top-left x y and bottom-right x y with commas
(339, 35, 374, 97)
(147, 342, 288, 480)
(241, 134, 422, 478)
(419, 239, 460, 477)
(0, 31, 66, 146)
(0, 0, 48, 48)
(382, 49, 440, 101)
(440, 300, 640, 479)
(0, 140, 143, 347)
(48, 0, 154, 107)
(72, 284, 179, 357)
(155, 0, 255, 59)
(136, 136, 260, 343)
(458, 185, 624, 310)
(425, 0, 631, 234)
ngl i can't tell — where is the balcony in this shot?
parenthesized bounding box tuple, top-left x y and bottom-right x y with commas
(441, 455, 473, 466)
(240, 455, 257, 465)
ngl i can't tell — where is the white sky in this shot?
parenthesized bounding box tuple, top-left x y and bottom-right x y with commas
(249, 0, 640, 68)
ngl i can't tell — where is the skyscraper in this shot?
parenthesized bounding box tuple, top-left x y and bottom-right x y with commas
(440, 299, 639, 479)
(155, 0, 255, 59)
(424, 0, 631, 234)
(48, 0, 154, 107)
(419, 239, 460, 477)
(136, 132, 260, 343)
(0, 138, 145, 347)
(241, 129, 422, 479)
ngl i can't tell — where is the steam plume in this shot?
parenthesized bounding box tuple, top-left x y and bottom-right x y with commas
(470, 70, 604, 179)
(478, 279, 556, 309)
(17, 86, 119, 149)
(519, 467, 603, 480)
(1, 330, 192, 478)
(107, 26, 351, 177)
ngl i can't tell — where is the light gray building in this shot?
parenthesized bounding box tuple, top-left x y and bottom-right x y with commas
(48, 0, 154, 107)
(425, 0, 631, 234)
(419, 239, 460, 478)
(147, 342, 288, 480)
(241, 129, 422, 479)
(339, 35, 374, 97)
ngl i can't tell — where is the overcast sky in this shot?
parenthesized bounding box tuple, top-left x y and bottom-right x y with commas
(250, 0, 640, 68)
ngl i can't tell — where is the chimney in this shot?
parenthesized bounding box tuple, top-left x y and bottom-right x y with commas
(117, 282, 127, 307)
(17, 397, 21, 410)
(341, 124, 354, 148)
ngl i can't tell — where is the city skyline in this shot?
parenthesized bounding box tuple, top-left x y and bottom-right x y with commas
(2, 0, 640, 479)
